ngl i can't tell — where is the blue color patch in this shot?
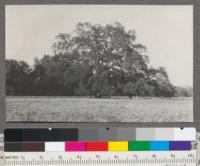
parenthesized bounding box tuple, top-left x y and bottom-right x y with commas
(150, 141, 169, 151)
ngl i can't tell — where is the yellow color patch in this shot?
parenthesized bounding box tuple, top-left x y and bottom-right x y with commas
(108, 141, 128, 151)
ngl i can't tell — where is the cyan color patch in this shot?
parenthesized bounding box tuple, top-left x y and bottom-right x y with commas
(150, 141, 169, 151)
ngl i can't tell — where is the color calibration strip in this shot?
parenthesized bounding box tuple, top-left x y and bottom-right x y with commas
(4, 141, 192, 152)
(4, 128, 196, 142)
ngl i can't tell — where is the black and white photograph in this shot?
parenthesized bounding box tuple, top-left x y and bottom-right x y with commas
(5, 5, 193, 122)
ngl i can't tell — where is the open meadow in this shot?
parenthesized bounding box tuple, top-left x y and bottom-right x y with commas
(6, 97, 193, 122)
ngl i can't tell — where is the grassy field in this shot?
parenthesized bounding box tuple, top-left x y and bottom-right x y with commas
(6, 97, 193, 122)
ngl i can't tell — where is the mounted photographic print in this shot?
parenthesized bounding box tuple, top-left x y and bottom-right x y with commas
(5, 5, 193, 122)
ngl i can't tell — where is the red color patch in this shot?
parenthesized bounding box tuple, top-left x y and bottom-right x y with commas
(86, 142, 108, 151)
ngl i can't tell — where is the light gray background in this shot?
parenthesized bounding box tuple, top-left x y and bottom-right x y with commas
(0, 0, 199, 133)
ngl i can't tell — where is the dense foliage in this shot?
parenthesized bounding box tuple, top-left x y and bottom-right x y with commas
(6, 22, 192, 98)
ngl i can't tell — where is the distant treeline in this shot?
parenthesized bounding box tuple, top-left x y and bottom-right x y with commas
(6, 22, 192, 98)
(174, 87, 193, 97)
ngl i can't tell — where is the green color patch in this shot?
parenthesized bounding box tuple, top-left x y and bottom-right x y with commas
(128, 141, 150, 151)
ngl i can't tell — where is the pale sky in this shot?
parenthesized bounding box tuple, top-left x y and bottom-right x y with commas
(5, 5, 193, 87)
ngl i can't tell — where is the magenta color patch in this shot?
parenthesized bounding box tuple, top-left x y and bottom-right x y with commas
(65, 142, 86, 151)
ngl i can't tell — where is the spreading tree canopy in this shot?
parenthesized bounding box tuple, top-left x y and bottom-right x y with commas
(6, 22, 182, 97)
